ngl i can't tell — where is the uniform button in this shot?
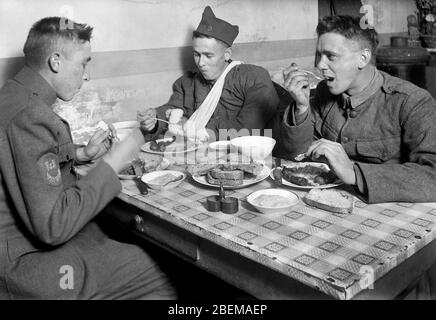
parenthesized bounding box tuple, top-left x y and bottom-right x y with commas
(32, 92, 38, 96)
(349, 110, 357, 118)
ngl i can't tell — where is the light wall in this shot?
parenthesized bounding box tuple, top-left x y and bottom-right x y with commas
(0, 0, 319, 143)
(0, 0, 318, 58)
(0, 0, 425, 143)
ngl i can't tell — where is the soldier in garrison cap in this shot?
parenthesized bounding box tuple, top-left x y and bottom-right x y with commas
(138, 6, 280, 142)
(0, 17, 178, 299)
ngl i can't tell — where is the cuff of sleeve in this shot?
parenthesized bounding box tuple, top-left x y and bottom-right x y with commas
(74, 145, 89, 165)
(283, 103, 309, 126)
(353, 163, 368, 198)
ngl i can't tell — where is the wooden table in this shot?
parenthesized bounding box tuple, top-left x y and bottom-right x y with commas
(103, 155, 436, 300)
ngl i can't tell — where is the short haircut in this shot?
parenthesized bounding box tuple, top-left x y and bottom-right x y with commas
(316, 15, 379, 54)
(192, 31, 230, 49)
(23, 17, 93, 68)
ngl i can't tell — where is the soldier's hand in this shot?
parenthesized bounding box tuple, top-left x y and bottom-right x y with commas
(283, 63, 310, 114)
(102, 128, 145, 173)
(137, 108, 157, 132)
(82, 128, 113, 161)
(306, 139, 356, 185)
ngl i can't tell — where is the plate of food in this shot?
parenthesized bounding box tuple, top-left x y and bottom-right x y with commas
(141, 136, 202, 154)
(118, 155, 171, 180)
(188, 162, 271, 189)
(270, 162, 343, 189)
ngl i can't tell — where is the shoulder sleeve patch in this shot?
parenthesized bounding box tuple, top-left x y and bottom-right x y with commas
(38, 153, 62, 186)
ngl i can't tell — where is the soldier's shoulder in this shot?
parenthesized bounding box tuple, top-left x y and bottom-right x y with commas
(379, 70, 430, 97)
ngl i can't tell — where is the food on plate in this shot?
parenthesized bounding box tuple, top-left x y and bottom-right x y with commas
(282, 164, 338, 186)
(221, 162, 263, 176)
(186, 163, 218, 176)
(119, 156, 164, 176)
(251, 194, 295, 207)
(187, 161, 264, 187)
(148, 173, 181, 186)
(149, 136, 177, 152)
(304, 189, 353, 214)
(187, 162, 263, 177)
(119, 158, 145, 176)
(206, 171, 243, 186)
(210, 168, 244, 180)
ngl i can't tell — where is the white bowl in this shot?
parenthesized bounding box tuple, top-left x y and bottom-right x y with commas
(230, 136, 276, 161)
(208, 140, 232, 158)
(141, 170, 185, 190)
(247, 189, 299, 214)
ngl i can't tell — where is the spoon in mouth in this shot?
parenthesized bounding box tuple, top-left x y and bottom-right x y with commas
(299, 69, 324, 81)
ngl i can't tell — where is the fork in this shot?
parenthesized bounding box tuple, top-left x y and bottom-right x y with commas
(150, 118, 172, 125)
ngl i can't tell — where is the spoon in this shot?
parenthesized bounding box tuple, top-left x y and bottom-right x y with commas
(161, 174, 184, 187)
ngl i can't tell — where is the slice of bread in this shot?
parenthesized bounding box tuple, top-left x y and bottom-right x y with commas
(304, 189, 353, 214)
(186, 163, 218, 176)
(210, 168, 244, 180)
(206, 171, 243, 186)
(222, 162, 263, 176)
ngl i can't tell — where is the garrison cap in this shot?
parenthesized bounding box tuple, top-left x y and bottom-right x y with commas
(195, 6, 239, 46)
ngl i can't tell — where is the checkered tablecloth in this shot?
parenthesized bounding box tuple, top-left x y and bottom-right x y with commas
(120, 163, 436, 299)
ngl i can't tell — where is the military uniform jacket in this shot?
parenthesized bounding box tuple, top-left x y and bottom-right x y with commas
(0, 67, 121, 298)
(273, 69, 436, 203)
(150, 63, 279, 140)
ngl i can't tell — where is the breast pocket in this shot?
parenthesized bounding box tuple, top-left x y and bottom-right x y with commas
(355, 137, 401, 163)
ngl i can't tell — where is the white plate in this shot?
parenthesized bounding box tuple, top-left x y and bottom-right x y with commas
(141, 137, 203, 154)
(247, 189, 299, 214)
(270, 162, 343, 189)
(192, 165, 271, 189)
(118, 157, 171, 180)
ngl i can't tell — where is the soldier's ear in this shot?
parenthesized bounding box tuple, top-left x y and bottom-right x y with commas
(358, 48, 372, 69)
(224, 47, 232, 62)
(48, 52, 61, 73)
